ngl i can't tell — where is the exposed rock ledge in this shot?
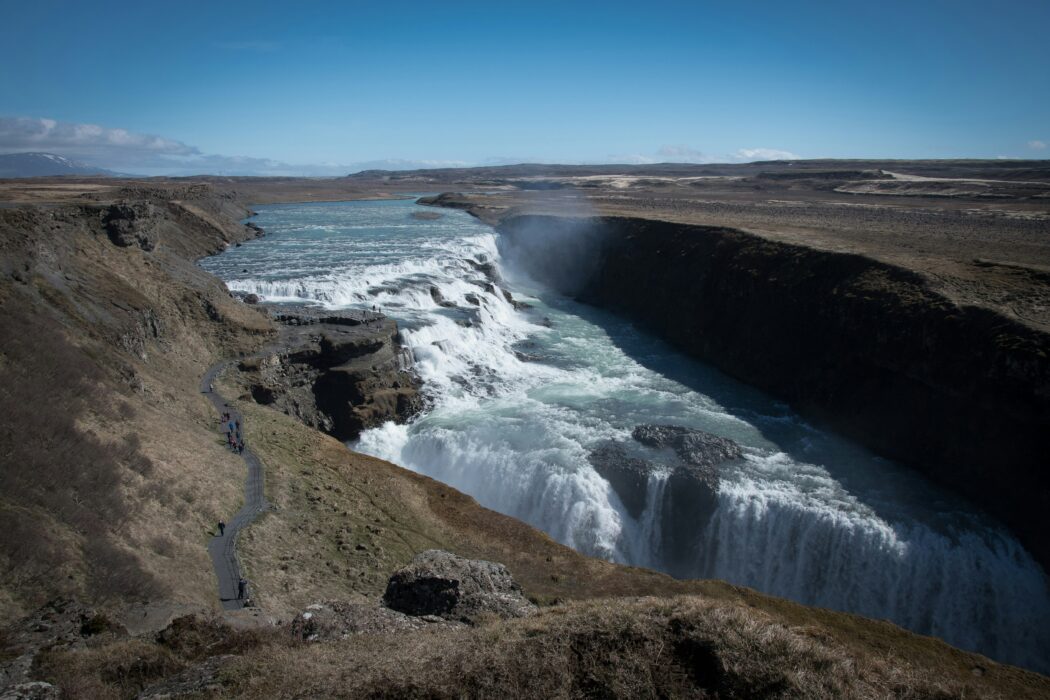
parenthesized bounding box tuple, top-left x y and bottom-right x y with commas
(237, 305, 422, 441)
(589, 425, 741, 577)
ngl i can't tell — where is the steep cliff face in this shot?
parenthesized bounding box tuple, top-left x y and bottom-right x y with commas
(497, 214, 1050, 570)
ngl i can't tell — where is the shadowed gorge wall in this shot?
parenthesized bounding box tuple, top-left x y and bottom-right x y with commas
(497, 214, 1050, 571)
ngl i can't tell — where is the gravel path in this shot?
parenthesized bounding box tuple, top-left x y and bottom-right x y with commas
(201, 361, 270, 610)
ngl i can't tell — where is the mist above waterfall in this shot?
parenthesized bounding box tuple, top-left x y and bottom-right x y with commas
(495, 214, 609, 295)
(200, 197, 1050, 673)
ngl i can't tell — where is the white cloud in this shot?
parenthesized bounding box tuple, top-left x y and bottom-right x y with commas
(0, 116, 198, 163)
(0, 116, 397, 176)
(1028, 140, 1047, 151)
(732, 147, 800, 161)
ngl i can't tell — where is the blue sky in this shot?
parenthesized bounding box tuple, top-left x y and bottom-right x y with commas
(0, 0, 1047, 174)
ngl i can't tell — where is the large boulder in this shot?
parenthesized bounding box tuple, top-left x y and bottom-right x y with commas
(383, 550, 536, 623)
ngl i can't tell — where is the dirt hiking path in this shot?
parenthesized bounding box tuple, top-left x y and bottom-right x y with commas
(201, 361, 270, 610)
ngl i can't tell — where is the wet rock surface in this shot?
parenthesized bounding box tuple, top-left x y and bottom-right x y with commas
(587, 443, 651, 519)
(383, 550, 536, 623)
(238, 305, 422, 441)
(429, 285, 457, 308)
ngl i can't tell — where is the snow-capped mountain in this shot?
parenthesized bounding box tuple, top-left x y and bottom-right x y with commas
(0, 152, 120, 177)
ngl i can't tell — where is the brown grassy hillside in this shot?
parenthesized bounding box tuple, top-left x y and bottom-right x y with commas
(0, 187, 272, 624)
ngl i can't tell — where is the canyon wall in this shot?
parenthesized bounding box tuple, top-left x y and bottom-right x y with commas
(497, 214, 1050, 570)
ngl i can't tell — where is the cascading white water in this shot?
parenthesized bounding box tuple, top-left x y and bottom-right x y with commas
(201, 197, 1050, 672)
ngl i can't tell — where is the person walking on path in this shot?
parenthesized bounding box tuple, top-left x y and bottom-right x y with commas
(237, 577, 248, 600)
(218, 521, 225, 536)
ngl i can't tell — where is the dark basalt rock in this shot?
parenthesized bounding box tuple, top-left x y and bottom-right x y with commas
(289, 601, 445, 641)
(383, 550, 536, 624)
(238, 307, 421, 441)
(464, 256, 502, 283)
(588, 425, 741, 577)
(631, 425, 736, 574)
(429, 285, 457, 308)
(501, 288, 532, 310)
(588, 442, 653, 519)
(632, 424, 742, 468)
(101, 202, 158, 251)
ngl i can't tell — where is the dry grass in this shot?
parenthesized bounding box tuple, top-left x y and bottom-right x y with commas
(40, 596, 1046, 698)
(221, 596, 1048, 698)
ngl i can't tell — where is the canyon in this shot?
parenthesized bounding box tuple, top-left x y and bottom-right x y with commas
(1, 164, 1048, 697)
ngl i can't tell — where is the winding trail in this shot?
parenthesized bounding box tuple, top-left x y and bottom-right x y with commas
(201, 361, 270, 610)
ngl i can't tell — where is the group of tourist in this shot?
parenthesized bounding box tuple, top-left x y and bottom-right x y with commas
(220, 410, 245, 453)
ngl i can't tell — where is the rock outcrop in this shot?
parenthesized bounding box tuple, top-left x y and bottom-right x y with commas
(0, 682, 58, 700)
(101, 202, 159, 251)
(587, 443, 652, 518)
(239, 306, 421, 441)
(383, 550, 536, 623)
(135, 656, 236, 699)
(0, 600, 126, 693)
(631, 425, 742, 467)
(589, 426, 740, 576)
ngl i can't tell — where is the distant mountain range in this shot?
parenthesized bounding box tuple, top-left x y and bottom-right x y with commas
(0, 152, 121, 177)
